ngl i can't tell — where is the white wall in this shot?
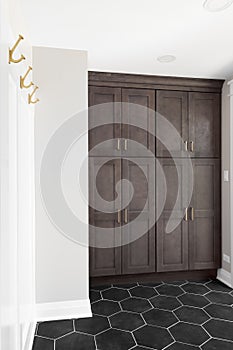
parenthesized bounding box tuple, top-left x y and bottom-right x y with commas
(0, 0, 35, 349)
(221, 82, 231, 273)
(218, 80, 233, 287)
(33, 47, 90, 320)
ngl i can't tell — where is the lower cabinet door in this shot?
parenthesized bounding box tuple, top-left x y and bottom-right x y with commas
(121, 159, 156, 274)
(189, 159, 221, 270)
(89, 212, 122, 277)
(89, 158, 122, 277)
(156, 159, 189, 272)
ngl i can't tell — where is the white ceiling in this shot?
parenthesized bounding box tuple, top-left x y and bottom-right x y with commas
(22, 0, 233, 79)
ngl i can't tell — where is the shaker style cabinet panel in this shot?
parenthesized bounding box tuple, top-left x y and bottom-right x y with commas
(121, 158, 155, 274)
(122, 89, 155, 156)
(189, 93, 221, 158)
(156, 159, 189, 272)
(89, 158, 122, 276)
(89, 157, 156, 277)
(89, 86, 121, 156)
(189, 159, 221, 270)
(157, 159, 221, 272)
(89, 86, 155, 157)
(156, 91, 189, 157)
(156, 91, 221, 158)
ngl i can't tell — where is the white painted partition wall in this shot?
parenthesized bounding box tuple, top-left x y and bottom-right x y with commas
(0, 1, 36, 349)
(33, 47, 91, 321)
(228, 79, 233, 287)
(218, 79, 233, 288)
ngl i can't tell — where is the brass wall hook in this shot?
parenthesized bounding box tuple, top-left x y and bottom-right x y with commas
(28, 85, 40, 104)
(20, 66, 33, 89)
(9, 34, 26, 64)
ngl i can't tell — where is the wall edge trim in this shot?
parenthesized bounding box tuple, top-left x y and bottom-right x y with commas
(217, 268, 232, 288)
(36, 299, 92, 322)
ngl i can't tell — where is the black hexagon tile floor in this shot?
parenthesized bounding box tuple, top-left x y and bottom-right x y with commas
(32, 279, 233, 350)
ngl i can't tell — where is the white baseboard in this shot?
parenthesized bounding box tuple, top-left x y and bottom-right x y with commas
(36, 299, 92, 322)
(217, 268, 232, 288)
(23, 322, 37, 350)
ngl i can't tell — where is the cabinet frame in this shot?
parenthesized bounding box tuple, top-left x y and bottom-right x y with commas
(88, 72, 223, 279)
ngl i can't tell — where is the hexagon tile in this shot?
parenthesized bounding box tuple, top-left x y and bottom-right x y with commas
(32, 279, 233, 350)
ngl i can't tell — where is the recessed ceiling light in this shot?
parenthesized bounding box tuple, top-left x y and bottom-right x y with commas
(157, 55, 176, 63)
(203, 0, 233, 12)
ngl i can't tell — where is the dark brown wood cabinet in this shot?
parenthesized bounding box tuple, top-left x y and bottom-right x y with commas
(89, 86, 121, 156)
(122, 89, 155, 156)
(156, 158, 189, 272)
(88, 72, 223, 281)
(89, 158, 121, 276)
(156, 90, 221, 158)
(189, 93, 221, 158)
(89, 157, 156, 277)
(156, 91, 189, 157)
(189, 159, 221, 270)
(121, 158, 155, 274)
(89, 87, 155, 157)
(157, 158, 221, 272)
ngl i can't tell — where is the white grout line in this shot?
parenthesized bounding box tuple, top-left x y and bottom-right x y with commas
(55, 330, 75, 341)
(210, 336, 233, 344)
(175, 340, 201, 348)
(93, 335, 98, 349)
(36, 280, 233, 350)
(34, 334, 55, 341)
(200, 337, 211, 348)
(162, 341, 176, 350)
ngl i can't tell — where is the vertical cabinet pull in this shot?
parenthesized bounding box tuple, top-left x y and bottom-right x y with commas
(117, 210, 121, 224)
(124, 139, 128, 150)
(184, 208, 188, 221)
(117, 138, 120, 150)
(190, 141, 194, 152)
(124, 209, 128, 223)
(190, 207, 195, 221)
(184, 141, 188, 151)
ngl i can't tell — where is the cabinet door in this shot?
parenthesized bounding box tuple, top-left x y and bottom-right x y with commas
(89, 86, 121, 156)
(157, 159, 189, 272)
(89, 158, 121, 276)
(189, 159, 221, 270)
(122, 89, 155, 157)
(121, 159, 155, 274)
(156, 91, 188, 157)
(189, 93, 220, 158)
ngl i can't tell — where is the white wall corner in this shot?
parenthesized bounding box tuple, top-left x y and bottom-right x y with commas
(217, 268, 232, 288)
(36, 299, 92, 322)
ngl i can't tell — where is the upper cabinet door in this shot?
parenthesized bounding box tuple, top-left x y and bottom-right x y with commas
(189, 93, 221, 158)
(89, 86, 121, 156)
(122, 89, 155, 157)
(156, 91, 188, 158)
(189, 159, 221, 270)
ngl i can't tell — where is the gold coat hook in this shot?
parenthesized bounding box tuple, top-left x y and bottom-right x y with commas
(9, 34, 26, 64)
(20, 66, 33, 89)
(28, 85, 40, 104)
